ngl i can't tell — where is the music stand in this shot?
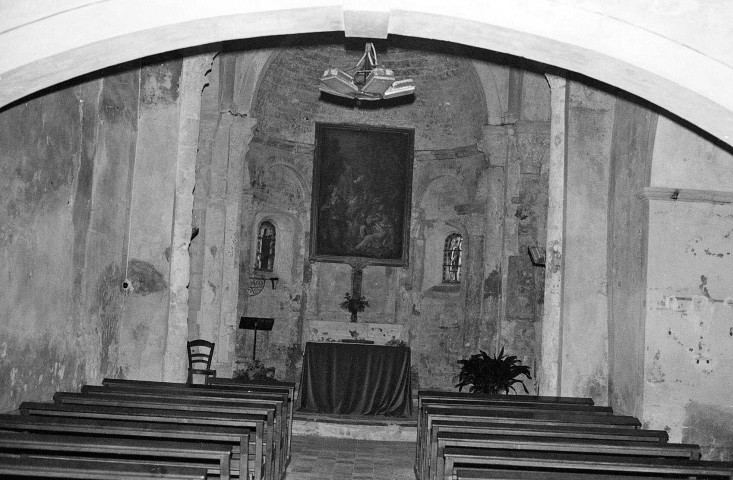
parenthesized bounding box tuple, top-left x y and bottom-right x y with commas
(239, 317, 274, 361)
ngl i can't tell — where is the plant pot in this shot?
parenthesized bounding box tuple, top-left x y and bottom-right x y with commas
(350, 311, 358, 322)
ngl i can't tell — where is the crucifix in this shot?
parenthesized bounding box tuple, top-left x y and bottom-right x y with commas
(346, 258, 370, 322)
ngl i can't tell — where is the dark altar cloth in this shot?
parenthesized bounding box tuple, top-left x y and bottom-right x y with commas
(298, 342, 412, 417)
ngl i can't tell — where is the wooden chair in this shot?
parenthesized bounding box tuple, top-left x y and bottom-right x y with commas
(187, 339, 216, 385)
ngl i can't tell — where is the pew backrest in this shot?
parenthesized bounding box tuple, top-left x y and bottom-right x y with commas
(0, 453, 208, 479)
(423, 421, 671, 480)
(53, 390, 280, 479)
(442, 447, 733, 480)
(0, 431, 232, 480)
(87, 384, 290, 464)
(432, 432, 700, 480)
(19, 401, 268, 480)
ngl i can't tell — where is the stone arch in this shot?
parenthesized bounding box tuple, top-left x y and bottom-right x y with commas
(1, 2, 732, 148)
(228, 49, 280, 116)
(416, 174, 469, 288)
(472, 61, 508, 126)
(251, 162, 308, 282)
(250, 209, 300, 285)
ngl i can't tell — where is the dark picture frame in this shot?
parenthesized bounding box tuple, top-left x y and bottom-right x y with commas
(310, 123, 414, 266)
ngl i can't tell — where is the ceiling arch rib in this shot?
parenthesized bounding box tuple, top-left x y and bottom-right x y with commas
(1, 0, 732, 148)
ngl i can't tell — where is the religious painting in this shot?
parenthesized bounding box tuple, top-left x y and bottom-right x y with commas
(310, 123, 414, 266)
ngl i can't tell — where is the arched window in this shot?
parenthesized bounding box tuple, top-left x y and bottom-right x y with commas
(442, 233, 463, 283)
(255, 221, 276, 272)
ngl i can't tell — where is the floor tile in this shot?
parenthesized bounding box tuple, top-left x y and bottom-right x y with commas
(286, 436, 415, 480)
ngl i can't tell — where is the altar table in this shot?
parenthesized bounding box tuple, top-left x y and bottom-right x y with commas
(298, 342, 412, 417)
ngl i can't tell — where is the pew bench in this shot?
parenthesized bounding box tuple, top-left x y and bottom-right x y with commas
(206, 378, 295, 461)
(418, 404, 641, 479)
(100, 377, 295, 463)
(0, 453, 208, 480)
(78, 385, 289, 474)
(433, 432, 701, 480)
(453, 466, 675, 480)
(0, 431, 232, 480)
(442, 448, 733, 480)
(0, 414, 250, 479)
(425, 420, 670, 480)
(51, 392, 280, 480)
(417, 389, 595, 406)
(19, 402, 267, 480)
(415, 390, 599, 469)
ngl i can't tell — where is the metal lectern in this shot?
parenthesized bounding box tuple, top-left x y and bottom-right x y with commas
(239, 316, 274, 361)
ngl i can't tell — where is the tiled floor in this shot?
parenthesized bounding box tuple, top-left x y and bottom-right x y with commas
(285, 435, 416, 480)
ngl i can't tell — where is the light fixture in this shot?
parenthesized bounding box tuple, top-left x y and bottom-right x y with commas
(319, 43, 415, 101)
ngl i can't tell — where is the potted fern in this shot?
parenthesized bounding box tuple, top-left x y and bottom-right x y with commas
(455, 347, 531, 395)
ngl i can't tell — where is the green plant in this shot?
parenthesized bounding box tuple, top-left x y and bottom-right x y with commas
(339, 292, 369, 322)
(455, 347, 531, 395)
(233, 359, 276, 382)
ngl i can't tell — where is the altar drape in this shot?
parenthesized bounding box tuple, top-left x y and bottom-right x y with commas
(298, 342, 412, 417)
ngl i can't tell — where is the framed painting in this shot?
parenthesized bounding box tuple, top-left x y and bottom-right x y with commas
(310, 122, 414, 266)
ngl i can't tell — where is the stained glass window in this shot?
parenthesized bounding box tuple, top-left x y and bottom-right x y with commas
(442, 233, 463, 283)
(255, 221, 276, 272)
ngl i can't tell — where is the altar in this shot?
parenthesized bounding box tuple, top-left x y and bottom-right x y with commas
(298, 341, 412, 417)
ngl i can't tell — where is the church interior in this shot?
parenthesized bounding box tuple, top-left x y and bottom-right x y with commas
(2, 0, 733, 470)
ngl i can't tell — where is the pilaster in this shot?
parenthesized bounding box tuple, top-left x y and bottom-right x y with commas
(163, 53, 214, 382)
(538, 73, 567, 396)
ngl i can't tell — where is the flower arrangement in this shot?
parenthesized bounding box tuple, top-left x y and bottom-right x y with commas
(233, 359, 276, 383)
(339, 292, 369, 322)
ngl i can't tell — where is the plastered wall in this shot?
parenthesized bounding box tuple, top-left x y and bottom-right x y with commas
(0, 59, 184, 412)
(642, 116, 733, 459)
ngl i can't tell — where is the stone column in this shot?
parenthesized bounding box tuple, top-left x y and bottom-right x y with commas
(500, 127, 521, 351)
(538, 74, 567, 396)
(462, 224, 485, 352)
(200, 115, 232, 344)
(215, 116, 257, 371)
(163, 53, 214, 382)
(478, 125, 508, 352)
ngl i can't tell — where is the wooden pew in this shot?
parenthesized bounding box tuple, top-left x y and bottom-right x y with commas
(80, 384, 289, 472)
(207, 378, 295, 461)
(102, 377, 296, 462)
(416, 392, 594, 453)
(417, 389, 595, 407)
(454, 467, 677, 479)
(434, 432, 701, 480)
(0, 453, 208, 479)
(0, 431, 232, 480)
(51, 391, 280, 480)
(425, 420, 670, 480)
(88, 383, 289, 461)
(415, 390, 613, 465)
(442, 448, 733, 480)
(418, 402, 638, 479)
(0, 414, 250, 479)
(19, 401, 267, 480)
